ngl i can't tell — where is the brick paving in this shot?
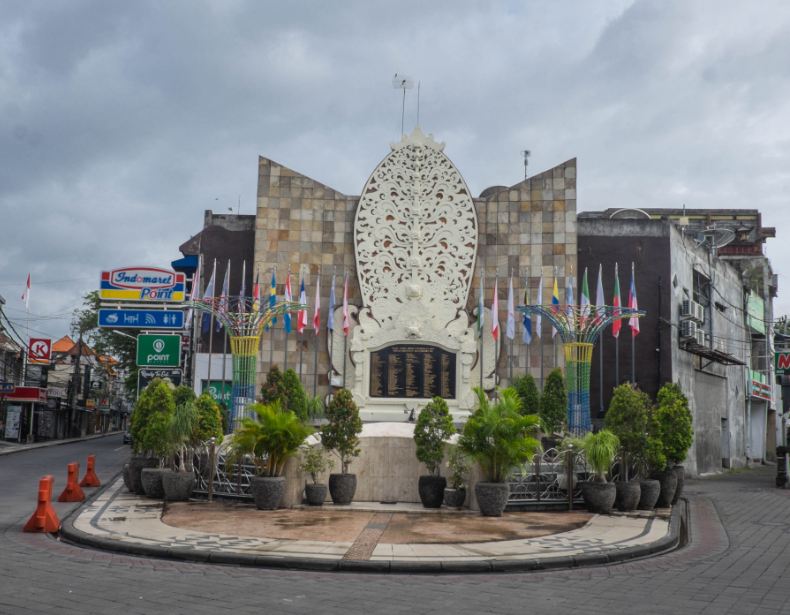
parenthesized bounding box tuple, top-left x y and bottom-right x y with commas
(2, 439, 790, 614)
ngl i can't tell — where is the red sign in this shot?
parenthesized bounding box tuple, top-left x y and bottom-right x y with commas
(28, 338, 52, 365)
(5, 387, 47, 403)
(751, 380, 772, 402)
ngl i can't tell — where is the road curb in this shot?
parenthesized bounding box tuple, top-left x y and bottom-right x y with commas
(0, 432, 124, 457)
(59, 491, 685, 574)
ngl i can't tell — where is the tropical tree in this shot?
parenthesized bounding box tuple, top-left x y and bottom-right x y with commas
(540, 369, 567, 435)
(321, 389, 363, 474)
(513, 374, 541, 416)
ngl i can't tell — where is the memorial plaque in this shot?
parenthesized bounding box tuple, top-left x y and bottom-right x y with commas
(369, 344, 456, 399)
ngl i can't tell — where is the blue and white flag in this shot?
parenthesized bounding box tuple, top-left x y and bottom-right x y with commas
(327, 274, 336, 332)
(522, 280, 532, 344)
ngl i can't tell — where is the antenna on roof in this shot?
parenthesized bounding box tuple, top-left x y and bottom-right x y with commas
(392, 73, 414, 136)
(522, 150, 531, 181)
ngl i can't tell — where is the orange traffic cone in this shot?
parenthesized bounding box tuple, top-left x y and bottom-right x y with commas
(23, 476, 61, 533)
(57, 462, 86, 502)
(79, 455, 101, 488)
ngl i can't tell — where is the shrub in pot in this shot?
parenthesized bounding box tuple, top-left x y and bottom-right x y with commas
(443, 445, 470, 508)
(540, 369, 567, 445)
(634, 427, 665, 510)
(413, 397, 455, 508)
(321, 389, 363, 505)
(130, 379, 175, 498)
(162, 396, 198, 502)
(459, 387, 541, 516)
(579, 430, 620, 514)
(655, 383, 693, 504)
(230, 401, 313, 510)
(298, 443, 334, 506)
(604, 383, 651, 511)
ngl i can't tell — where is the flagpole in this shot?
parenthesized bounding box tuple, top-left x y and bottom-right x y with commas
(615, 336, 619, 386)
(284, 267, 290, 373)
(328, 269, 335, 390)
(207, 259, 216, 388)
(221, 260, 230, 396)
(313, 266, 321, 397)
(342, 270, 348, 389)
(269, 266, 275, 367)
(599, 333, 604, 415)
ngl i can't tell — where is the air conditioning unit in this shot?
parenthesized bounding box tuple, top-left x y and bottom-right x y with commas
(680, 320, 698, 339)
(695, 330, 707, 346)
(681, 299, 705, 323)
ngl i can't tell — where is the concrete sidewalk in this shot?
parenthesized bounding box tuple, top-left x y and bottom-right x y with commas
(60, 478, 683, 573)
(0, 431, 124, 456)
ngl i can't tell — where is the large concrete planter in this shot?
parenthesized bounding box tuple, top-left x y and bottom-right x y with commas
(140, 467, 166, 499)
(615, 480, 641, 512)
(328, 473, 357, 505)
(474, 482, 510, 517)
(251, 476, 286, 510)
(654, 470, 678, 508)
(443, 487, 467, 509)
(581, 481, 616, 514)
(671, 465, 685, 504)
(418, 475, 447, 509)
(304, 483, 328, 506)
(162, 470, 195, 502)
(128, 456, 158, 495)
(638, 479, 661, 510)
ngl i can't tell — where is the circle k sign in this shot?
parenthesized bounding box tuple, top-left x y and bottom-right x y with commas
(28, 338, 52, 364)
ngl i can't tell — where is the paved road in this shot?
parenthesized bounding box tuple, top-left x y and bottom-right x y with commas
(1, 440, 789, 615)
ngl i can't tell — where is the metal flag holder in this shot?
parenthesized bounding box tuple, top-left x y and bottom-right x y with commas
(517, 304, 645, 435)
(190, 296, 303, 432)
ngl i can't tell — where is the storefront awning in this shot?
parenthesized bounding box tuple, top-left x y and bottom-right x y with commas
(2, 387, 47, 403)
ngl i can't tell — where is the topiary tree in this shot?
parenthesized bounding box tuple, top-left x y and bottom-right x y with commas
(192, 393, 224, 444)
(604, 382, 652, 480)
(282, 368, 308, 420)
(174, 385, 196, 408)
(513, 374, 541, 416)
(540, 369, 567, 436)
(413, 397, 455, 476)
(130, 378, 176, 460)
(655, 382, 693, 466)
(321, 389, 363, 474)
(259, 365, 287, 406)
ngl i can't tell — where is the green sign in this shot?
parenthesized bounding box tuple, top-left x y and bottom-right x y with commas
(202, 380, 231, 406)
(776, 352, 790, 375)
(136, 334, 181, 367)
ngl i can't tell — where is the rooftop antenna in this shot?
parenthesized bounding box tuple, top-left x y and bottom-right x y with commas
(522, 150, 531, 181)
(392, 73, 414, 136)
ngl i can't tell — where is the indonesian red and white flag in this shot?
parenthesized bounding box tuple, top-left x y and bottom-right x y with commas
(342, 272, 350, 336)
(21, 273, 30, 308)
(312, 275, 321, 333)
(491, 277, 500, 342)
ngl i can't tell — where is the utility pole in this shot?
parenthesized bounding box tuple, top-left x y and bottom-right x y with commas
(67, 333, 83, 438)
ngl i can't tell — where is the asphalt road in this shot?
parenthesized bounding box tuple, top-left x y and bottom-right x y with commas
(1, 438, 789, 615)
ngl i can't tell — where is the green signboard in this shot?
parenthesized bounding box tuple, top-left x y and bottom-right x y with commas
(136, 334, 181, 367)
(775, 352, 790, 375)
(202, 380, 232, 406)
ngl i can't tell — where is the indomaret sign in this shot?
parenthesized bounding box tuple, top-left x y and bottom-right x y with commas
(100, 267, 185, 302)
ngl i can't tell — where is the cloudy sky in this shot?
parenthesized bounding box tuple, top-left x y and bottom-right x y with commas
(2, 0, 789, 342)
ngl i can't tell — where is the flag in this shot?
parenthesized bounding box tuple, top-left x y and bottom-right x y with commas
(283, 272, 292, 334)
(628, 262, 640, 335)
(201, 260, 217, 333)
(217, 260, 230, 331)
(313, 275, 321, 334)
(297, 274, 308, 334)
(186, 259, 201, 326)
(535, 276, 543, 338)
(491, 277, 500, 342)
(551, 276, 560, 338)
(327, 274, 336, 332)
(580, 268, 590, 325)
(505, 275, 515, 341)
(477, 271, 485, 336)
(252, 271, 260, 313)
(265, 268, 277, 331)
(238, 260, 247, 313)
(342, 272, 350, 336)
(612, 263, 622, 339)
(21, 273, 30, 308)
(595, 263, 604, 324)
(522, 280, 532, 344)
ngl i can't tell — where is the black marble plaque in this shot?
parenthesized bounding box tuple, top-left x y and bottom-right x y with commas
(369, 344, 456, 399)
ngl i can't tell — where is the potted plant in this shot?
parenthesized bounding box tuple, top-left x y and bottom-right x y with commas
(579, 429, 620, 514)
(604, 383, 651, 511)
(321, 389, 363, 505)
(655, 382, 693, 504)
(298, 443, 334, 506)
(230, 401, 313, 510)
(443, 445, 470, 508)
(130, 379, 175, 498)
(634, 425, 665, 510)
(539, 369, 567, 448)
(459, 387, 541, 516)
(413, 397, 455, 508)
(161, 392, 198, 502)
(513, 374, 541, 415)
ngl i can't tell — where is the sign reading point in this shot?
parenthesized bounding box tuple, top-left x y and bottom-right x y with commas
(136, 334, 181, 367)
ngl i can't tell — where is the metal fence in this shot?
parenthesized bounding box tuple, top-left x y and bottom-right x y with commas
(192, 440, 255, 499)
(507, 447, 591, 507)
